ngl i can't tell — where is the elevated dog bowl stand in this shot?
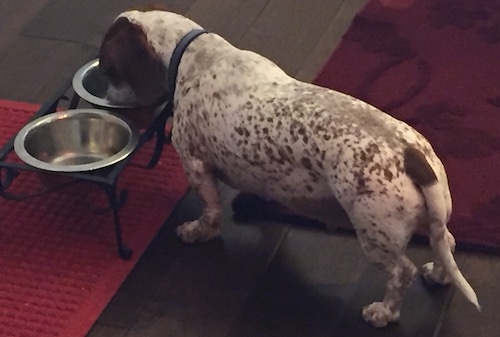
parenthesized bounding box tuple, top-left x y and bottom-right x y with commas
(0, 78, 171, 260)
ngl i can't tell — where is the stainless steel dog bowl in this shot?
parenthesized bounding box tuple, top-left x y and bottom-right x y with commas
(73, 59, 167, 128)
(73, 59, 138, 109)
(14, 109, 139, 172)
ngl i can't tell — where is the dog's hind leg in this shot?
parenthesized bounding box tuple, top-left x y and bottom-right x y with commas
(176, 157, 222, 243)
(361, 253, 417, 327)
(352, 212, 418, 327)
(420, 185, 454, 286)
(421, 229, 455, 286)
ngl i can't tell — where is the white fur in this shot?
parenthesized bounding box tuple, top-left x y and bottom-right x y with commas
(106, 83, 138, 104)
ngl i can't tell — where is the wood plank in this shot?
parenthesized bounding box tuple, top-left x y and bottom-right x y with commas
(437, 252, 500, 337)
(227, 228, 456, 337)
(85, 325, 128, 337)
(239, 0, 350, 77)
(186, 0, 269, 46)
(0, 36, 95, 103)
(131, 228, 288, 335)
(96, 186, 288, 337)
(0, 0, 50, 50)
(330, 244, 456, 337)
(296, 0, 369, 82)
(226, 228, 368, 337)
(22, 0, 198, 48)
(94, 191, 202, 329)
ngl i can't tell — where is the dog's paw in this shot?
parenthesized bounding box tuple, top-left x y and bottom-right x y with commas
(421, 262, 452, 286)
(176, 220, 220, 243)
(362, 302, 399, 328)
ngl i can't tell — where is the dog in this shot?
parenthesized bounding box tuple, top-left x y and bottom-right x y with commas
(98, 9, 480, 327)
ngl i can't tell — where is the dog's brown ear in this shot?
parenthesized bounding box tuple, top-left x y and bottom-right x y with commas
(99, 17, 149, 79)
(101, 17, 130, 43)
(100, 17, 149, 55)
(99, 16, 167, 104)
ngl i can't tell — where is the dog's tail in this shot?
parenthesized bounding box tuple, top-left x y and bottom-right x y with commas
(404, 146, 480, 311)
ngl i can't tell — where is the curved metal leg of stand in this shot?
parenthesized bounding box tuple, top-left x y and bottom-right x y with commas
(146, 120, 167, 169)
(103, 184, 133, 259)
(0, 167, 19, 191)
(69, 93, 81, 109)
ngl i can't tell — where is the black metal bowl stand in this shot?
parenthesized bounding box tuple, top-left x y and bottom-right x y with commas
(0, 78, 171, 260)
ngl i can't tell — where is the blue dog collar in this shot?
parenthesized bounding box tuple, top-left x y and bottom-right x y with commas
(167, 29, 208, 101)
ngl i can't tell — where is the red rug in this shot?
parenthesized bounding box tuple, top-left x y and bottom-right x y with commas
(0, 100, 188, 336)
(314, 0, 500, 252)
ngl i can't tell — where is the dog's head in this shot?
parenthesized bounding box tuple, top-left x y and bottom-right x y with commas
(98, 10, 200, 105)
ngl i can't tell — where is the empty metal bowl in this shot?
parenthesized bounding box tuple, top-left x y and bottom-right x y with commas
(14, 109, 139, 172)
(73, 59, 167, 128)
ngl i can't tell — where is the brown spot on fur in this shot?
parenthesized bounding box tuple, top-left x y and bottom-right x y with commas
(356, 173, 373, 195)
(384, 168, 393, 182)
(301, 157, 313, 170)
(264, 145, 273, 157)
(188, 143, 196, 155)
(308, 171, 320, 183)
(369, 162, 382, 175)
(404, 146, 437, 186)
(360, 151, 367, 161)
(234, 127, 243, 136)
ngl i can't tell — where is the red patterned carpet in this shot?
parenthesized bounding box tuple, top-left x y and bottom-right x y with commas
(314, 0, 500, 251)
(0, 100, 188, 336)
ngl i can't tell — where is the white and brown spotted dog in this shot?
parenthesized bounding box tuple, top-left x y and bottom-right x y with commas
(99, 9, 480, 327)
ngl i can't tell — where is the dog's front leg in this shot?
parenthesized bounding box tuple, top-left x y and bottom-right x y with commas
(176, 157, 222, 243)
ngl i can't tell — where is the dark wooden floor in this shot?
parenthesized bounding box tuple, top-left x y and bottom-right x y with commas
(0, 1, 498, 336)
